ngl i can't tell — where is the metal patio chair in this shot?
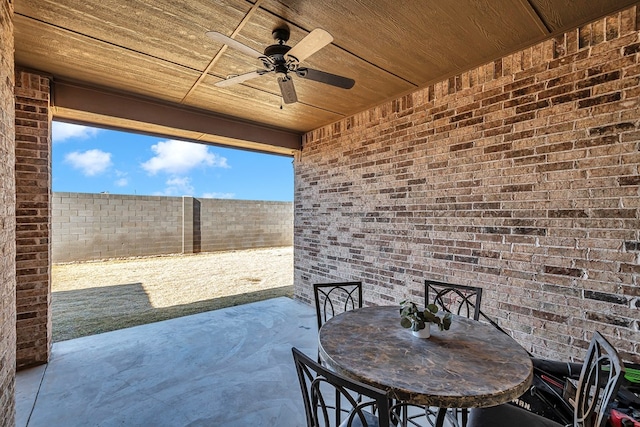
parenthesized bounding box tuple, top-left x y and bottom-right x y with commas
(467, 331, 626, 427)
(425, 279, 483, 321)
(313, 281, 363, 331)
(292, 347, 391, 427)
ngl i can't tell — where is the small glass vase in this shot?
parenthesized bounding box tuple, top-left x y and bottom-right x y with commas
(412, 323, 431, 338)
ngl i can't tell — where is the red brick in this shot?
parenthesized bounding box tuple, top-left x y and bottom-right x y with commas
(14, 69, 52, 370)
(1, 0, 16, 422)
(295, 6, 640, 363)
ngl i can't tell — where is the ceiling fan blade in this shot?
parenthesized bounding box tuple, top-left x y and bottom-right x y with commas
(295, 68, 355, 89)
(285, 28, 333, 63)
(215, 70, 267, 87)
(205, 31, 263, 59)
(278, 76, 298, 104)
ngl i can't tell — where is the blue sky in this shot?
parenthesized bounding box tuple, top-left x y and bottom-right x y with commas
(52, 121, 294, 201)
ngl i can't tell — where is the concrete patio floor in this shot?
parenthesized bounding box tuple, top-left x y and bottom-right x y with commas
(16, 297, 318, 426)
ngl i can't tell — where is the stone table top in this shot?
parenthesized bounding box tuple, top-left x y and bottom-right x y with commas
(318, 305, 533, 408)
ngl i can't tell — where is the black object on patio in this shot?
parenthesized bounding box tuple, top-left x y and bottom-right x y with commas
(424, 279, 483, 321)
(468, 331, 626, 427)
(313, 281, 363, 330)
(292, 347, 390, 427)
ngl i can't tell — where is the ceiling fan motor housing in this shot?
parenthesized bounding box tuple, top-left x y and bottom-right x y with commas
(263, 43, 293, 73)
(272, 27, 290, 43)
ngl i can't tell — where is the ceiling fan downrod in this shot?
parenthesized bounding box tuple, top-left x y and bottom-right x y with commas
(263, 27, 295, 74)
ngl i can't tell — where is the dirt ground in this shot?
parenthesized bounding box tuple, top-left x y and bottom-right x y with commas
(52, 246, 293, 342)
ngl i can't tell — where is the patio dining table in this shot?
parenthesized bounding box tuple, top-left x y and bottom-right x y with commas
(318, 305, 533, 427)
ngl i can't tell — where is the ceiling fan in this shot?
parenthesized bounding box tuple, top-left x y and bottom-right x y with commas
(206, 26, 355, 104)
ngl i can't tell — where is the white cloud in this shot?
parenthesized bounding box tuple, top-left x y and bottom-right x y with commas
(202, 192, 236, 199)
(157, 176, 195, 196)
(140, 139, 229, 175)
(114, 170, 128, 186)
(64, 149, 112, 176)
(52, 122, 100, 143)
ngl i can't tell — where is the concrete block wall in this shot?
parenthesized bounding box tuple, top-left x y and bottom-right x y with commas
(14, 69, 51, 370)
(199, 198, 293, 252)
(294, 6, 640, 364)
(52, 193, 293, 262)
(0, 0, 16, 423)
(52, 193, 184, 262)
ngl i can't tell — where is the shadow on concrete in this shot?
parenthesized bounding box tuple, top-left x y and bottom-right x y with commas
(52, 284, 294, 342)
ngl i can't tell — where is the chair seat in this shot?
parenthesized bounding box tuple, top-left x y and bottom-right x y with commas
(468, 404, 564, 427)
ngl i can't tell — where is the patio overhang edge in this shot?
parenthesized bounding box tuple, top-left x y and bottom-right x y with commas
(50, 78, 302, 156)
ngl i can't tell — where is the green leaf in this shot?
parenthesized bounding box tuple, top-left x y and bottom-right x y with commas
(400, 300, 454, 332)
(400, 317, 412, 329)
(442, 313, 452, 330)
(442, 317, 452, 330)
(426, 303, 439, 314)
(422, 310, 438, 323)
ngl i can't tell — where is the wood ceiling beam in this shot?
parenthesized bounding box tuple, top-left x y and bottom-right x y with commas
(51, 79, 301, 155)
(518, 0, 552, 35)
(181, 0, 265, 103)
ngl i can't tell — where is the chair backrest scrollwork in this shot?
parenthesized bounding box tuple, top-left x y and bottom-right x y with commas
(573, 331, 625, 427)
(425, 279, 483, 320)
(313, 282, 363, 330)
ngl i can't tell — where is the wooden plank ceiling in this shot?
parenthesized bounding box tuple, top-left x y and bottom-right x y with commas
(13, 0, 639, 154)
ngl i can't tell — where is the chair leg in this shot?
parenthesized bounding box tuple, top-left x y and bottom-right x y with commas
(389, 399, 408, 427)
(435, 408, 447, 427)
(438, 408, 467, 427)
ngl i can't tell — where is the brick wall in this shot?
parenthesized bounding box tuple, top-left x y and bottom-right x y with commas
(295, 7, 640, 363)
(14, 70, 51, 369)
(0, 0, 15, 423)
(52, 192, 293, 262)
